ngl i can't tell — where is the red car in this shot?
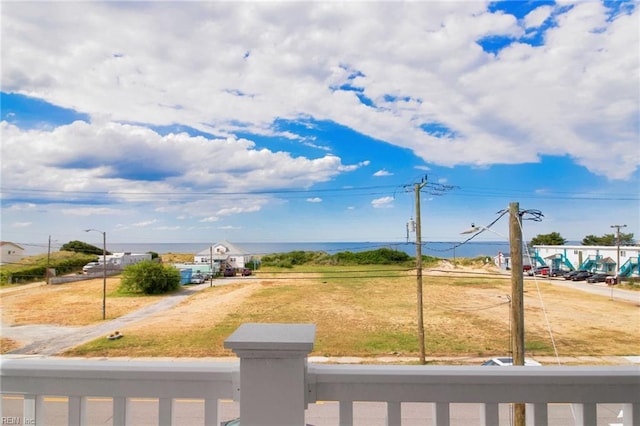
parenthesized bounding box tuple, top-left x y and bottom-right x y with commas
(528, 266, 550, 276)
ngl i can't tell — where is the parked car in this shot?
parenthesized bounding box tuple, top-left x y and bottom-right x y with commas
(587, 273, 610, 283)
(571, 270, 593, 281)
(224, 268, 236, 277)
(241, 268, 252, 276)
(549, 268, 566, 277)
(190, 274, 205, 284)
(563, 270, 581, 280)
(482, 357, 542, 366)
(82, 262, 100, 273)
(528, 266, 549, 276)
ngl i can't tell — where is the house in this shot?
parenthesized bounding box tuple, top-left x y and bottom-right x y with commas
(98, 252, 152, 268)
(0, 241, 25, 265)
(531, 245, 640, 277)
(194, 241, 253, 270)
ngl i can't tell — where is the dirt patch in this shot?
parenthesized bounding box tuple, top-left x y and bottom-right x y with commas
(123, 282, 261, 334)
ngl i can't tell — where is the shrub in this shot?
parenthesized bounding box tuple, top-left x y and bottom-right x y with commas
(119, 261, 181, 294)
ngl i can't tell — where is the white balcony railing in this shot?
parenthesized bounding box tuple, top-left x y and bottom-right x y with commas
(1, 323, 639, 426)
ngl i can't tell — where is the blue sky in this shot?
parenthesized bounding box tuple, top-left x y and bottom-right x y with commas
(1, 1, 638, 253)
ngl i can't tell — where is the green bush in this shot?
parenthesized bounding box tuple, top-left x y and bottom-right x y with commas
(0, 253, 96, 285)
(119, 261, 181, 294)
(260, 248, 418, 268)
(332, 248, 413, 265)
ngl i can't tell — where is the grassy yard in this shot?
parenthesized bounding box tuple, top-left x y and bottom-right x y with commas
(50, 265, 640, 359)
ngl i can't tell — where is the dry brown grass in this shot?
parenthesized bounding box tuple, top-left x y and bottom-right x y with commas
(1, 277, 164, 325)
(3, 264, 639, 359)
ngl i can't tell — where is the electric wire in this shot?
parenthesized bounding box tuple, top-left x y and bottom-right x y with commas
(517, 213, 562, 366)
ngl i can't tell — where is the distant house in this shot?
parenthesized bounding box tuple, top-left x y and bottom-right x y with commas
(194, 241, 253, 270)
(0, 241, 24, 265)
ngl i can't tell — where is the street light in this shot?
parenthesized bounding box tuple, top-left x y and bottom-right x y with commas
(460, 223, 507, 238)
(610, 224, 627, 301)
(85, 228, 107, 320)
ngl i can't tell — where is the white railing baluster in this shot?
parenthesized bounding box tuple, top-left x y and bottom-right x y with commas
(23, 394, 44, 426)
(339, 400, 353, 426)
(572, 403, 597, 426)
(204, 398, 219, 426)
(67, 396, 87, 426)
(434, 402, 449, 426)
(481, 402, 499, 426)
(113, 397, 127, 425)
(386, 401, 401, 426)
(529, 402, 548, 426)
(622, 402, 636, 426)
(159, 397, 173, 425)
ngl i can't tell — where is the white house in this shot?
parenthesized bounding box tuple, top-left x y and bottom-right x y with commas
(194, 241, 253, 269)
(0, 241, 24, 265)
(531, 245, 640, 277)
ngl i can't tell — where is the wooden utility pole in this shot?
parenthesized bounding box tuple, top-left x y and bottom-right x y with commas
(210, 245, 214, 287)
(46, 235, 52, 284)
(509, 202, 525, 426)
(415, 181, 427, 365)
(611, 224, 627, 300)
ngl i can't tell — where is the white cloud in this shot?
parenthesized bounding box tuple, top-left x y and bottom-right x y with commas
(306, 197, 322, 203)
(132, 219, 158, 227)
(3, 2, 636, 179)
(524, 5, 554, 29)
(200, 216, 220, 223)
(61, 207, 123, 216)
(11, 222, 32, 228)
(373, 170, 393, 177)
(371, 196, 394, 208)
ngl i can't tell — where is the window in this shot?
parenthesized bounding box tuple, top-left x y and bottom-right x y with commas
(620, 250, 626, 257)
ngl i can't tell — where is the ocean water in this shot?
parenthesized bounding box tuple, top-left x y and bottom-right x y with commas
(101, 241, 510, 259)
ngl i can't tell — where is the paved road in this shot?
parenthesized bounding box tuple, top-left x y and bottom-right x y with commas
(525, 275, 640, 304)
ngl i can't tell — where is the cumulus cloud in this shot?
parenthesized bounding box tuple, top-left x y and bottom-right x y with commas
(373, 170, 393, 177)
(11, 222, 32, 228)
(0, 121, 362, 218)
(306, 197, 322, 203)
(2, 2, 635, 180)
(371, 196, 394, 208)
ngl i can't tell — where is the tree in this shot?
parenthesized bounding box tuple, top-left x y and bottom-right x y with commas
(60, 240, 112, 256)
(529, 232, 567, 246)
(582, 232, 635, 246)
(119, 261, 181, 294)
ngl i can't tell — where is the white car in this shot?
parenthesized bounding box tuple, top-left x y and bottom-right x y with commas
(82, 262, 100, 273)
(482, 357, 542, 366)
(190, 274, 205, 284)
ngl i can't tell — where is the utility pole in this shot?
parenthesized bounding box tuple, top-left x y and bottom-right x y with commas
(210, 245, 214, 287)
(509, 202, 525, 426)
(46, 235, 52, 284)
(611, 224, 627, 298)
(415, 179, 428, 365)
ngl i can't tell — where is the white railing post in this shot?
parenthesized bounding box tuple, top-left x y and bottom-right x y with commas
(224, 323, 316, 426)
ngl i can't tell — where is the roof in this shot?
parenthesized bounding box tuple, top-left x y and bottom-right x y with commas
(197, 240, 248, 256)
(0, 241, 24, 250)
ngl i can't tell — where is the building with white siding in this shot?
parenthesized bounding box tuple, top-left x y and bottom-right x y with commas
(530, 245, 640, 277)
